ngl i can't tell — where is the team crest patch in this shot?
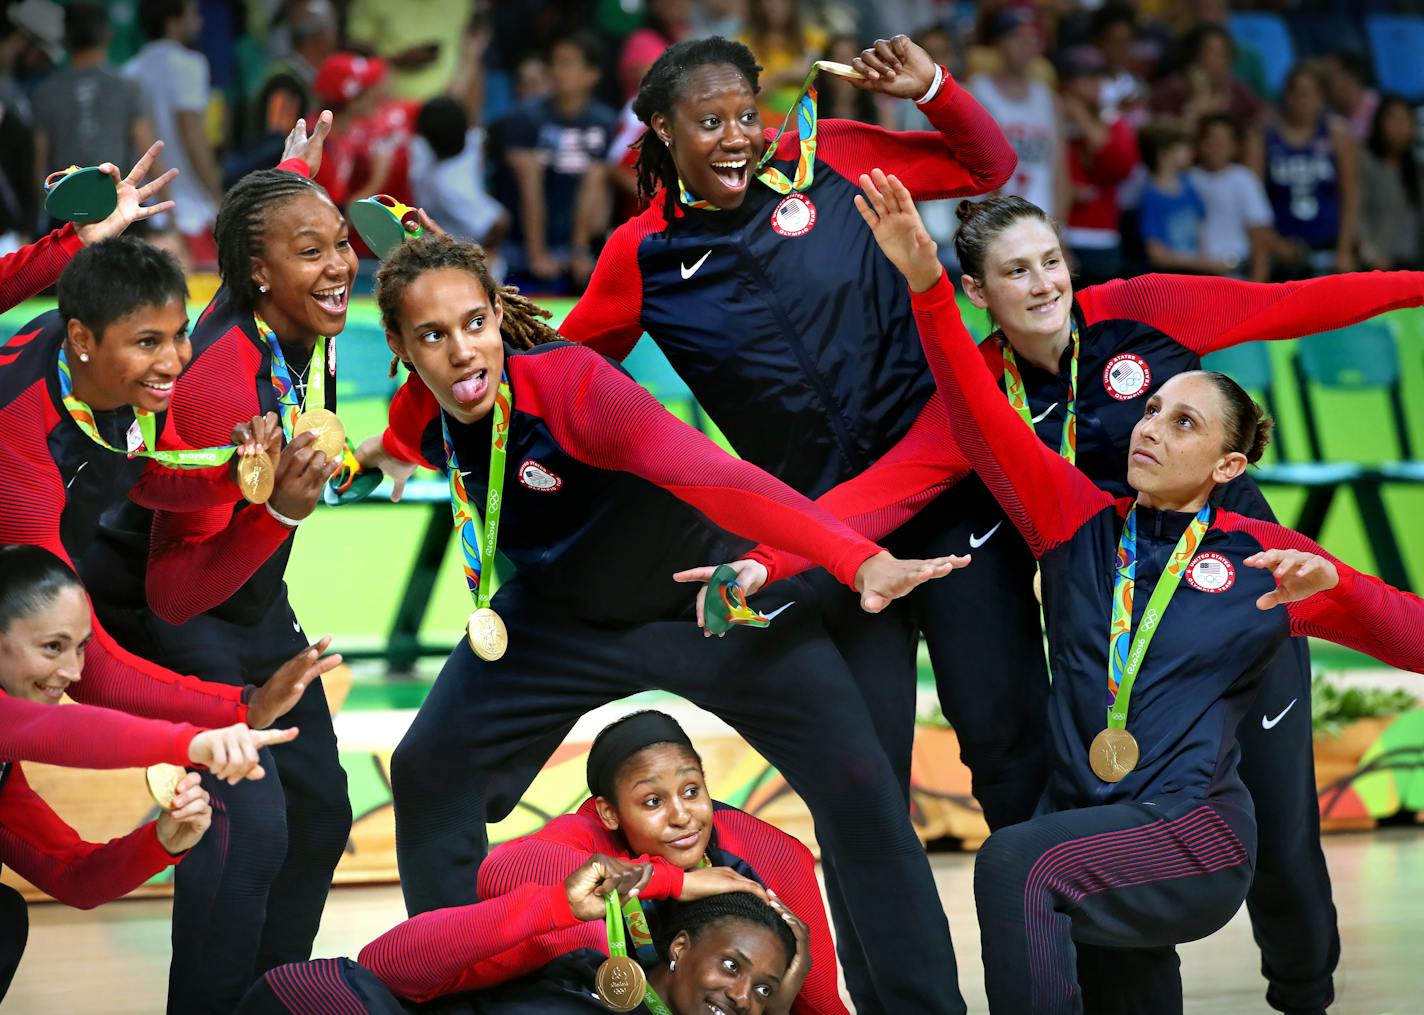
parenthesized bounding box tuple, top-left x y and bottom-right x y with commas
(1185, 552, 1235, 593)
(518, 459, 562, 492)
(771, 194, 816, 237)
(1103, 353, 1151, 401)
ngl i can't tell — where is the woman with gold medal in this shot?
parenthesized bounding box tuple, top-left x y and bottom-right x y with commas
(357, 232, 971, 1013)
(851, 171, 1424, 1013)
(79, 113, 357, 1014)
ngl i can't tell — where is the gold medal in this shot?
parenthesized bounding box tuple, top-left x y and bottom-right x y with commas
(1088, 728, 1140, 783)
(237, 452, 274, 504)
(595, 954, 647, 1012)
(145, 763, 187, 809)
(1033, 568, 1042, 604)
(816, 59, 867, 80)
(293, 407, 346, 461)
(466, 607, 508, 661)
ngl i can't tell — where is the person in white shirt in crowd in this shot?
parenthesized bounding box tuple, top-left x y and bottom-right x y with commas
(124, 0, 222, 266)
(409, 95, 508, 266)
(1189, 112, 1275, 281)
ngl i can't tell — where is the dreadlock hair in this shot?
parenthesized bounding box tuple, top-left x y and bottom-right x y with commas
(631, 37, 762, 214)
(374, 233, 560, 377)
(653, 892, 797, 969)
(214, 168, 326, 314)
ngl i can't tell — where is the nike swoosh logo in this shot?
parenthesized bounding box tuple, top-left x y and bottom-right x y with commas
(1261, 698, 1298, 730)
(968, 521, 1002, 549)
(292, 620, 302, 633)
(761, 601, 795, 621)
(680, 250, 711, 279)
(1031, 401, 1059, 424)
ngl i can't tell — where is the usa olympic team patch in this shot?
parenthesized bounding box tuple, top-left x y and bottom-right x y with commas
(771, 194, 816, 237)
(1102, 353, 1151, 401)
(1185, 552, 1235, 593)
(518, 459, 563, 492)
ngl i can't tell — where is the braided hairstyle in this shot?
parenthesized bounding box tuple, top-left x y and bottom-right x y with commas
(214, 168, 326, 313)
(631, 37, 762, 214)
(653, 892, 797, 968)
(374, 233, 560, 376)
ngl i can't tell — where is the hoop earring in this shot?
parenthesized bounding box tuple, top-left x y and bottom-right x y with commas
(669, 960, 676, 973)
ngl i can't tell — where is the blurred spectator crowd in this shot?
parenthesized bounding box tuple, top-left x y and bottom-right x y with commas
(0, 0, 1421, 290)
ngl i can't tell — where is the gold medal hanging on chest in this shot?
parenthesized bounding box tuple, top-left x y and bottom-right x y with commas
(292, 407, 346, 460)
(1088, 727, 1140, 783)
(466, 606, 508, 661)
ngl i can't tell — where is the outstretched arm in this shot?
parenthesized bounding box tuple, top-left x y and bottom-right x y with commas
(0, 695, 196, 768)
(1221, 515, 1424, 673)
(857, 170, 1109, 557)
(1076, 270, 1424, 355)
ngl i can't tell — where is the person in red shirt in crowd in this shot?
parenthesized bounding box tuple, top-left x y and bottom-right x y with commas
(1059, 44, 1139, 285)
(312, 53, 419, 213)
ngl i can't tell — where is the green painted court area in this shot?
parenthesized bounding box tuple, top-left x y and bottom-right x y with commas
(13, 292, 1424, 684)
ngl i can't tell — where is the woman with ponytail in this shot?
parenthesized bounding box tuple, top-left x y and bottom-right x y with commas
(359, 231, 971, 1013)
(838, 170, 1424, 1013)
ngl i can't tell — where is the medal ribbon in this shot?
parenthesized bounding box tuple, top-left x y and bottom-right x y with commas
(252, 313, 328, 439)
(677, 62, 828, 210)
(1001, 324, 1079, 464)
(604, 891, 674, 1015)
(441, 374, 511, 610)
(1106, 504, 1211, 728)
(623, 854, 712, 963)
(56, 348, 235, 468)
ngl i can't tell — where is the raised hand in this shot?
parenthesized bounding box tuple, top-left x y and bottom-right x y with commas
(74, 141, 179, 246)
(565, 854, 655, 921)
(245, 636, 342, 729)
(155, 772, 211, 854)
(282, 110, 335, 177)
(854, 168, 944, 293)
(355, 433, 419, 502)
(766, 891, 812, 1013)
(677, 865, 769, 903)
(1244, 549, 1339, 611)
(268, 430, 340, 522)
(855, 550, 970, 613)
(187, 724, 300, 784)
(672, 558, 769, 636)
(847, 34, 939, 101)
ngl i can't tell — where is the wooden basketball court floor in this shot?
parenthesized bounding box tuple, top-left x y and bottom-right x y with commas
(9, 827, 1421, 1013)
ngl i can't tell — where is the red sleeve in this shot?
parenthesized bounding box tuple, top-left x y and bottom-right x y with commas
(0, 763, 179, 909)
(746, 391, 971, 583)
(0, 695, 197, 768)
(382, 371, 441, 467)
(1217, 514, 1424, 673)
(712, 810, 849, 1015)
(357, 881, 594, 1001)
(557, 211, 658, 361)
(0, 408, 247, 726)
(911, 273, 1109, 557)
(127, 409, 242, 512)
(145, 503, 295, 624)
(0, 225, 83, 314)
(478, 809, 686, 903)
(276, 157, 313, 179)
(806, 71, 1015, 200)
(1076, 271, 1424, 355)
(167, 326, 264, 450)
(518, 347, 885, 588)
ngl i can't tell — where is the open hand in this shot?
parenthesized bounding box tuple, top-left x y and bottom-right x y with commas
(855, 550, 970, 613)
(854, 169, 944, 293)
(282, 111, 335, 177)
(155, 772, 211, 854)
(1244, 549, 1339, 610)
(672, 558, 769, 636)
(565, 854, 655, 921)
(74, 141, 179, 245)
(847, 35, 938, 101)
(245, 636, 343, 729)
(187, 724, 300, 784)
(678, 866, 769, 903)
(355, 433, 419, 502)
(767, 891, 811, 1011)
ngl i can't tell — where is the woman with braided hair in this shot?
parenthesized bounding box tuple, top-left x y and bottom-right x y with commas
(356, 232, 972, 1011)
(78, 112, 356, 1014)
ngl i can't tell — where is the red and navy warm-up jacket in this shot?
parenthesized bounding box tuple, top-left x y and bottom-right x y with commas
(0, 698, 197, 910)
(748, 271, 1424, 582)
(390, 71, 1015, 501)
(911, 274, 1424, 825)
(381, 340, 884, 623)
(0, 223, 85, 313)
(86, 161, 335, 628)
(360, 798, 842, 1013)
(0, 312, 251, 727)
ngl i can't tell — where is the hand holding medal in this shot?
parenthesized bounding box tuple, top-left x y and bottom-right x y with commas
(840, 34, 940, 99)
(150, 769, 212, 855)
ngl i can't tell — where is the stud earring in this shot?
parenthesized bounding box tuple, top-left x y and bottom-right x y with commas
(258, 284, 269, 294)
(79, 352, 89, 362)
